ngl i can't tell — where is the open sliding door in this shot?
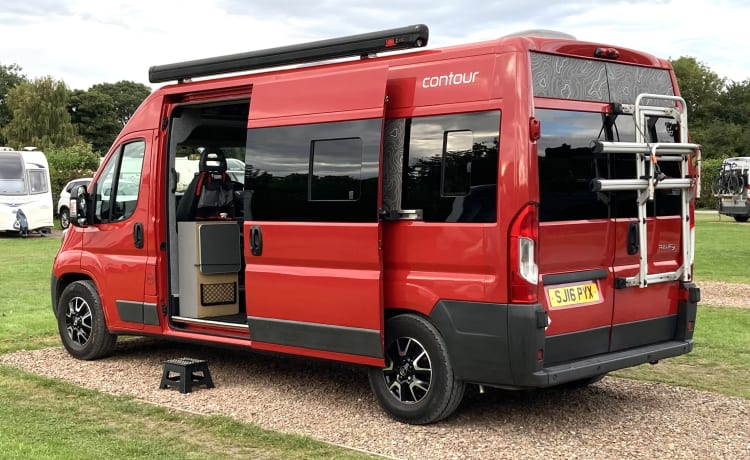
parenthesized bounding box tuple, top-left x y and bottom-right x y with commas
(244, 66, 389, 366)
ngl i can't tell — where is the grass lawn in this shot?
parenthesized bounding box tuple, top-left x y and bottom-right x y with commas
(0, 236, 61, 354)
(613, 306, 750, 399)
(694, 212, 750, 283)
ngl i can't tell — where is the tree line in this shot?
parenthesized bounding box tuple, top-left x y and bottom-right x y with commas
(0, 57, 747, 208)
(669, 57, 750, 207)
(0, 63, 151, 198)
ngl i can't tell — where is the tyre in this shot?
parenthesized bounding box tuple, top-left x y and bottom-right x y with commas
(59, 208, 70, 229)
(57, 280, 117, 360)
(368, 314, 465, 424)
(733, 215, 749, 223)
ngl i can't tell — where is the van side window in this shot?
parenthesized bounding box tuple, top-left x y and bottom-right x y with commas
(247, 119, 380, 222)
(94, 139, 145, 223)
(310, 138, 363, 201)
(401, 111, 500, 223)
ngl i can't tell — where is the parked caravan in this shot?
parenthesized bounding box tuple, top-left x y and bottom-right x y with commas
(52, 25, 701, 424)
(0, 147, 53, 234)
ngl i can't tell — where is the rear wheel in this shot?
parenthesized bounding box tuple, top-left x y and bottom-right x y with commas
(733, 215, 749, 222)
(368, 314, 464, 424)
(57, 280, 116, 360)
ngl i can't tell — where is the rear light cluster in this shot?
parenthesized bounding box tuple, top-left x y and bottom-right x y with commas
(509, 203, 539, 303)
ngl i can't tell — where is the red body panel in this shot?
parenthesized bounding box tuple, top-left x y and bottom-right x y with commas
(612, 217, 682, 323)
(539, 220, 615, 335)
(245, 223, 382, 329)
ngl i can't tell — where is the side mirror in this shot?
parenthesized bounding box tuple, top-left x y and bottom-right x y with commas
(69, 184, 90, 227)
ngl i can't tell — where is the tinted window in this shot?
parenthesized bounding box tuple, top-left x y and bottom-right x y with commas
(537, 110, 609, 222)
(402, 111, 500, 222)
(246, 119, 380, 222)
(537, 109, 681, 222)
(310, 138, 362, 201)
(94, 140, 145, 223)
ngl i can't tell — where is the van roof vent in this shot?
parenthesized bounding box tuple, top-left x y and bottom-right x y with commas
(149, 24, 429, 84)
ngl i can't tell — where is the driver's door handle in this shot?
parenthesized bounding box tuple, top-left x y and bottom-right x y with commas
(133, 222, 144, 249)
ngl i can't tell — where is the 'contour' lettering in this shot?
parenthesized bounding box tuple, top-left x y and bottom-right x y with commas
(422, 71, 480, 88)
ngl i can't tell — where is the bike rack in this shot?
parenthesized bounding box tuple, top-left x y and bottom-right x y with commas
(591, 94, 701, 288)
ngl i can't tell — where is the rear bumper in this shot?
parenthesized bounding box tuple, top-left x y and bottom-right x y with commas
(527, 340, 692, 386)
(718, 199, 750, 216)
(429, 287, 698, 388)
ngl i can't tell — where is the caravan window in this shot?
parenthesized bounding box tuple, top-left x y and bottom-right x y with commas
(28, 170, 48, 194)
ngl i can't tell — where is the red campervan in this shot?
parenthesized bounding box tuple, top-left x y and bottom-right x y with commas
(52, 25, 701, 424)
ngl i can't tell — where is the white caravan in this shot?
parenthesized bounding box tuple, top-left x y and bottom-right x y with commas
(0, 147, 54, 234)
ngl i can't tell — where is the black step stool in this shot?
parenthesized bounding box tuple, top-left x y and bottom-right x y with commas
(160, 357, 214, 394)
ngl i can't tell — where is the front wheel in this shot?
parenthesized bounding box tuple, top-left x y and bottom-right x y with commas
(368, 314, 464, 424)
(733, 215, 749, 223)
(59, 208, 70, 229)
(57, 280, 116, 360)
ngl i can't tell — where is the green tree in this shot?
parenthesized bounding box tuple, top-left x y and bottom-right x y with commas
(68, 88, 120, 154)
(671, 56, 724, 125)
(91, 81, 151, 127)
(0, 63, 27, 145)
(719, 79, 750, 126)
(2, 76, 82, 150)
(46, 141, 100, 203)
(691, 120, 745, 159)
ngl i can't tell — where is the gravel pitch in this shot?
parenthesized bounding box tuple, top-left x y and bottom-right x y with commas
(2, 337, 749, 460)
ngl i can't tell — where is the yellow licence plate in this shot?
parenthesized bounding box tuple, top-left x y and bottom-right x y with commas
(546, 282, 600, 308)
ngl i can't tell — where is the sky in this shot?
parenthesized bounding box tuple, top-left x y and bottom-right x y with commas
(1, 0, 748, 91)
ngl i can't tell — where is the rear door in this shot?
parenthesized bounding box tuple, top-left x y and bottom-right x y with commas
(536, 108, 615, 364)
(244, 66, 388, 365)
(609, 115, 683, 350)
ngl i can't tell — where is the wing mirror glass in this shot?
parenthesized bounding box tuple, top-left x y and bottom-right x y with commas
(70, 184, 90, 227)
